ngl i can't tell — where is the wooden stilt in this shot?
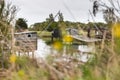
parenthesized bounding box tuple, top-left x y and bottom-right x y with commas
(18, 51, 20, 56)
(28, 52, 29, 57)
(32, 51, 34, 58)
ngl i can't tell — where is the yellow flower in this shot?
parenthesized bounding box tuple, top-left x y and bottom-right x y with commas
(63, 35, 73, 43)
(10, 54, 16, 63)
(53, 41, 62, 50)
(18, 70, 25, 77)
(113, 23, 120, 38)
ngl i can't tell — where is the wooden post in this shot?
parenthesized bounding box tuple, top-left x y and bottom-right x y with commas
(28, 52, 29, 57)
(11, 26, 16, 54)
(100, 30, 106, 54)
(18, 51, 20, 56)
(32, 51, 34, 58)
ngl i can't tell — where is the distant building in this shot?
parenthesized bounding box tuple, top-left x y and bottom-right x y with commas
(66, 28, 79, 36)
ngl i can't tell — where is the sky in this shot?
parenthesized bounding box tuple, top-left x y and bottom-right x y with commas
(7, 0, 105, 26)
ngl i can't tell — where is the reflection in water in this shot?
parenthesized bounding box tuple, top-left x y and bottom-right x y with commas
(35, 39, 93, 62)
(34, 39, 51, 59)
(16, 39, 93, 62)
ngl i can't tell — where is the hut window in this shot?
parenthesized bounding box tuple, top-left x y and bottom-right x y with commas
(28, 34, 32, 37)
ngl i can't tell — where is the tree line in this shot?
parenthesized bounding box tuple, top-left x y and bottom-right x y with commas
(28, 13, 107, 32)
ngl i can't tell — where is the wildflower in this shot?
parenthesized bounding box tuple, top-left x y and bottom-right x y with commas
(18, 70, 25, 77)
(10, 54, 16, 63)
(112, 23, 120, 38)
(63, 35, 73, 43)
(53, 41, 62, 50)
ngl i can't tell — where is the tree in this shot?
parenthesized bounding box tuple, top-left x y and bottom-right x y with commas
(0, 0, 17, 24)
(15, 18, 28, 32)
(58, 12, 64, 22)
(92, 0, 120, 24)
(46, 13, 54, 22)
(0, 0, 5, 17)
(0, 0, 18, 68)
(0, 0, 17, 46)
(47, 22, 58, 31)
(45, 13, 59, 32)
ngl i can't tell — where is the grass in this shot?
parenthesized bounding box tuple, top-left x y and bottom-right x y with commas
(1, 23, 120, 80)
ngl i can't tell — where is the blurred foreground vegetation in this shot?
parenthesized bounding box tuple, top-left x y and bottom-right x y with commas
(1, 0, 120, 80)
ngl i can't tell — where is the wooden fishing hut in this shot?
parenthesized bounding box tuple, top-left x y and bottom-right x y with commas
(14, 31, 37, 58)
(66, 28, 101, 62)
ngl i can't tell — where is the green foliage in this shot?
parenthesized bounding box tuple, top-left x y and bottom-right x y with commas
(15, 18, 28, 32)
(47, 21, 58, 31)
(114, 38, 120, 54)
(30, 20, 107, 32)
(0, 0, 17, 69)
(16, 56, 30, 69)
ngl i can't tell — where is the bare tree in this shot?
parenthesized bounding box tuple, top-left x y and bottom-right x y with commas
(0, 0, 18, 68)
(90, 1, 120, 80)
(0, 0, 17, 24)
(92, 0, 120, 23)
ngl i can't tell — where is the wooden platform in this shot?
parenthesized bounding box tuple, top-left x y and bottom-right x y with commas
(71, 35, 101, 42)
